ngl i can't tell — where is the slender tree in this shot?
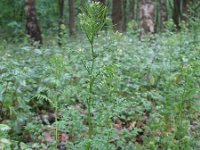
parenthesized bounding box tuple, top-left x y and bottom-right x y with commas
(173, 0, 181, 28)
(129, 0, 135, 20)
(160, 0, 167, 30)
(112, 0, 123, 32)
(59, 0, 64, 24)
(139, 0, 154, 36)
(69, 0, 75, 35)
(24, 0, 42, 44)
(123, 0, 128, 31)
(181, 0, 190, 21)
(58, 0, 64, 46)
(173, 0, 191, 29)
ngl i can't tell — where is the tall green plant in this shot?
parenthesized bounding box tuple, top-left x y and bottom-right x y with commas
(79, 2, 107, 149)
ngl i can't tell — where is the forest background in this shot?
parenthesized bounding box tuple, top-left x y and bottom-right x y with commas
(0, 0, 200, 150)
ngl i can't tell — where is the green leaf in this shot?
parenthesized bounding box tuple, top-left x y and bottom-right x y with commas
(0, 124, 10, 132)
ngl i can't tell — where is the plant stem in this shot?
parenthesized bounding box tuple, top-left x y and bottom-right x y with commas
(87, 42, 95, 150)
(55, 100, 58, 149)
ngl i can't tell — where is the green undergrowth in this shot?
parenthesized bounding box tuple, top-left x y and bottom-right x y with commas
(0, 30, 200, 150)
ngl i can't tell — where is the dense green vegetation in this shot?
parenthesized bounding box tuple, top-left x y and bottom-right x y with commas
(1, 27, 200, 149)
(1, 1, 200, 150)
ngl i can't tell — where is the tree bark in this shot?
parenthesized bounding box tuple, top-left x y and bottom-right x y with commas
(139, 0, 154, 37)
(24, 0, 42, 44)
(129, 0, 134, 20)
(181, 0, 190, 21)
(112, 0, 123, 32)
(69, 0, 75, 36)
(160, 0, 167, 30)
(123, 0, 128, 32)
(58, 0, 64, 46)
(59, 0, 64, 22)
(173, 0, 181, 28)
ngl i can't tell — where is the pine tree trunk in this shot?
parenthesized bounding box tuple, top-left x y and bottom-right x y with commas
(129, 0, 135, 20)
(112, 0, 123, 32)
(24, 0, 42, 44)
(58, 0, 64, 46)
(160, 0, 167, 30)
(181, 0, 189, 21)
(69, 0, 75, 35)
(123, 0, 128, 32)
(173, 0, 181, 28)
(139, 0, 154, 37)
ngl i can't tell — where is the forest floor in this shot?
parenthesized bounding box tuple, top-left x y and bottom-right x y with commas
(0, 31, 200, 150)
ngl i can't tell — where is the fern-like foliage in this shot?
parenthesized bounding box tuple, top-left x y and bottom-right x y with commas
(0, 124, 10, 132)
(79, 2, 107, 45)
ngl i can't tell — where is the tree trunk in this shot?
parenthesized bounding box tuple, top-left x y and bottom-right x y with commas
(59, 0, 64, 23)
(112, 0, 123, 32)
(129, 0, 134, 20)
(69, 0, 75, 36)
(181, 0, 190, 21)
(123, 0, 128, 32)
(173, 0, 181, 28)
(160, 0, 167, 30)
(58, 0, 64, 46)
(139, 0, 154, 37)
(24, 0, 42, 44)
